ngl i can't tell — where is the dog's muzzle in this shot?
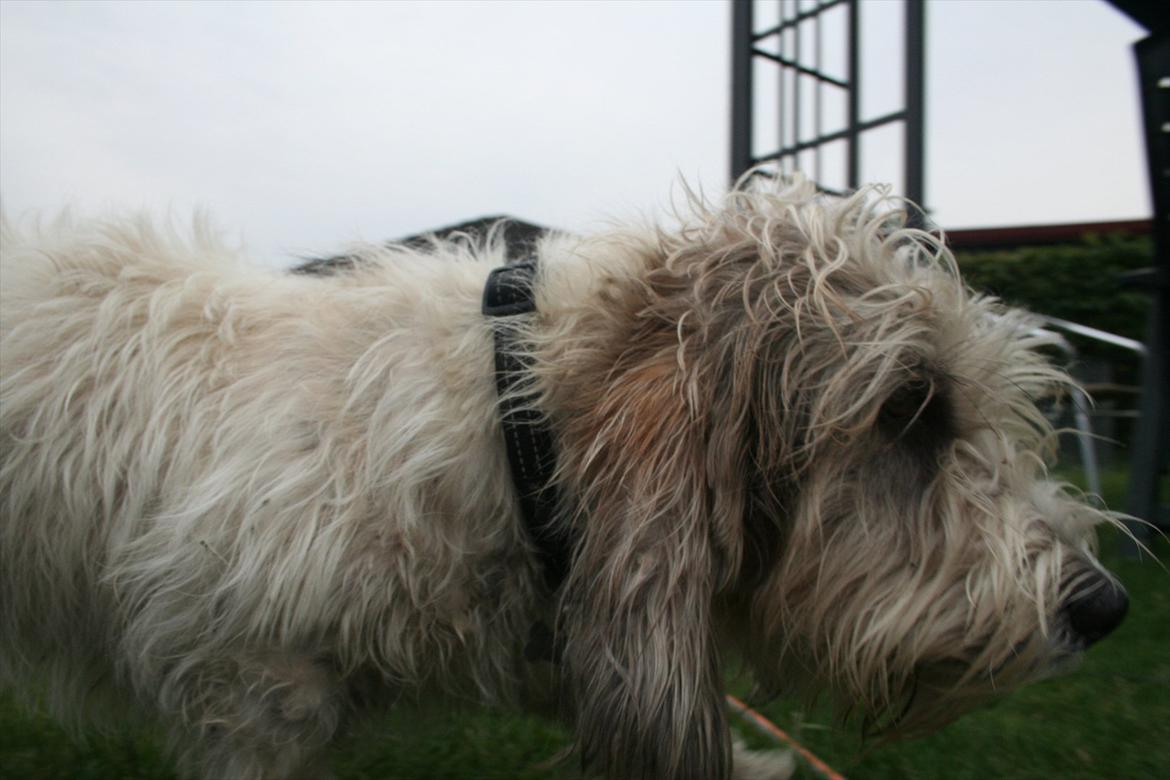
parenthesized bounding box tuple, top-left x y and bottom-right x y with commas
(1062, 572, 1128, 647)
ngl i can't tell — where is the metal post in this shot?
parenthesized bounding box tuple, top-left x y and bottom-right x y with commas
(1122, 32, 1170, 553)
(814, 3, 823, 184)
(846, 0, 861, 189)
(731, 0, 755, 182)
(778, 0, 787, 176)
(904, 0, 926, 214)
(794, 0, 802, 173)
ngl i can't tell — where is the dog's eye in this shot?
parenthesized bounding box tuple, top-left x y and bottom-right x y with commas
(877, 377, 956, 453)
(880, 380, 932, 426)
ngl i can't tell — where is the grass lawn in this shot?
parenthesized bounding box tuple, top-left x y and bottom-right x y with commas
(2, 469, 1166, 779)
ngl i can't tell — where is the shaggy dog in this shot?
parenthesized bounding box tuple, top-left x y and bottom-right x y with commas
(0, 178, 1128, 779)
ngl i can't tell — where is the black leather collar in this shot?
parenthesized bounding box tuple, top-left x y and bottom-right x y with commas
(482, 260, 571, 593)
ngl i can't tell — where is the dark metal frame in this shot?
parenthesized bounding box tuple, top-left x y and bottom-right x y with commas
(731, 0, 925, 207)
(1122, 30, 1169, 542)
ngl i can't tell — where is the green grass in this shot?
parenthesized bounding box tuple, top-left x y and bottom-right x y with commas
(3, 469, 1166, 779)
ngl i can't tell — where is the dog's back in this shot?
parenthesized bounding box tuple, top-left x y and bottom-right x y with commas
(0, 216, 544, 775)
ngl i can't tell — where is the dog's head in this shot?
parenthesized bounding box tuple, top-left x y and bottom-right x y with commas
(542, 176, 1127, 779)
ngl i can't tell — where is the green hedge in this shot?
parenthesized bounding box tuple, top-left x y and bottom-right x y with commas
(953, 233, 1152, 365)
(954, 231, 1155, 390)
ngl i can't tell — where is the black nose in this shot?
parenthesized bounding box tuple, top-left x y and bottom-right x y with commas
(1064, 577, 1128, 646)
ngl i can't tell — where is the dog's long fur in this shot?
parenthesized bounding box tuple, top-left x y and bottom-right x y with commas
(1, 178, 1122, 779)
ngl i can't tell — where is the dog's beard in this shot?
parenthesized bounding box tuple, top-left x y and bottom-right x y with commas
(741, 463, 1106, 739)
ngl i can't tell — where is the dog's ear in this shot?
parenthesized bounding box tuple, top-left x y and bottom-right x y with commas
(558, 352, 736, 780)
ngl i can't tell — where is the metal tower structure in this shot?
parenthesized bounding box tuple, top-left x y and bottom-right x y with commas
(731, 0, 925, 207)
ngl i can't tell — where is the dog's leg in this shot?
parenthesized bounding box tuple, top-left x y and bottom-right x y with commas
(731, 736, 796, 780)
(160, 652, 344, 780)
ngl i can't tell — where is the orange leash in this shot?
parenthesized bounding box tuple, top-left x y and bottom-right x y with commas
(725, 694, 846, 780)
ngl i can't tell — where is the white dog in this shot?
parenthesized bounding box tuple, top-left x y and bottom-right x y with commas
(0, 178, 1127, 779)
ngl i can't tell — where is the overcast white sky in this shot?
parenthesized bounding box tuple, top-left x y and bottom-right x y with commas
(0, 0, 1150, 266)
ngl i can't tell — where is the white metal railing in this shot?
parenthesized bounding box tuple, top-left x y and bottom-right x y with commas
(1033, 316, 1147, 499)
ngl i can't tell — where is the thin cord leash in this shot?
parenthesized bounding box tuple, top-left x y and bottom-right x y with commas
(725, 694, 847, 780)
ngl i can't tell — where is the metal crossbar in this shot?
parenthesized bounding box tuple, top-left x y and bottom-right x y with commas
(750, 48, 848, 88)
(752, 0, 849, 41)
(755, 109, 909, 165)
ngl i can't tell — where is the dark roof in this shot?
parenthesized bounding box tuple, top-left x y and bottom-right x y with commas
(292, 215, 550, 276)
(398, 215, 549, 259)
(944, 219, 1152, 251)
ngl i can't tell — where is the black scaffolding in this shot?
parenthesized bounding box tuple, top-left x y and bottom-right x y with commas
(731, 0, 925, 207)
(1111, 0, 1169, 543)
